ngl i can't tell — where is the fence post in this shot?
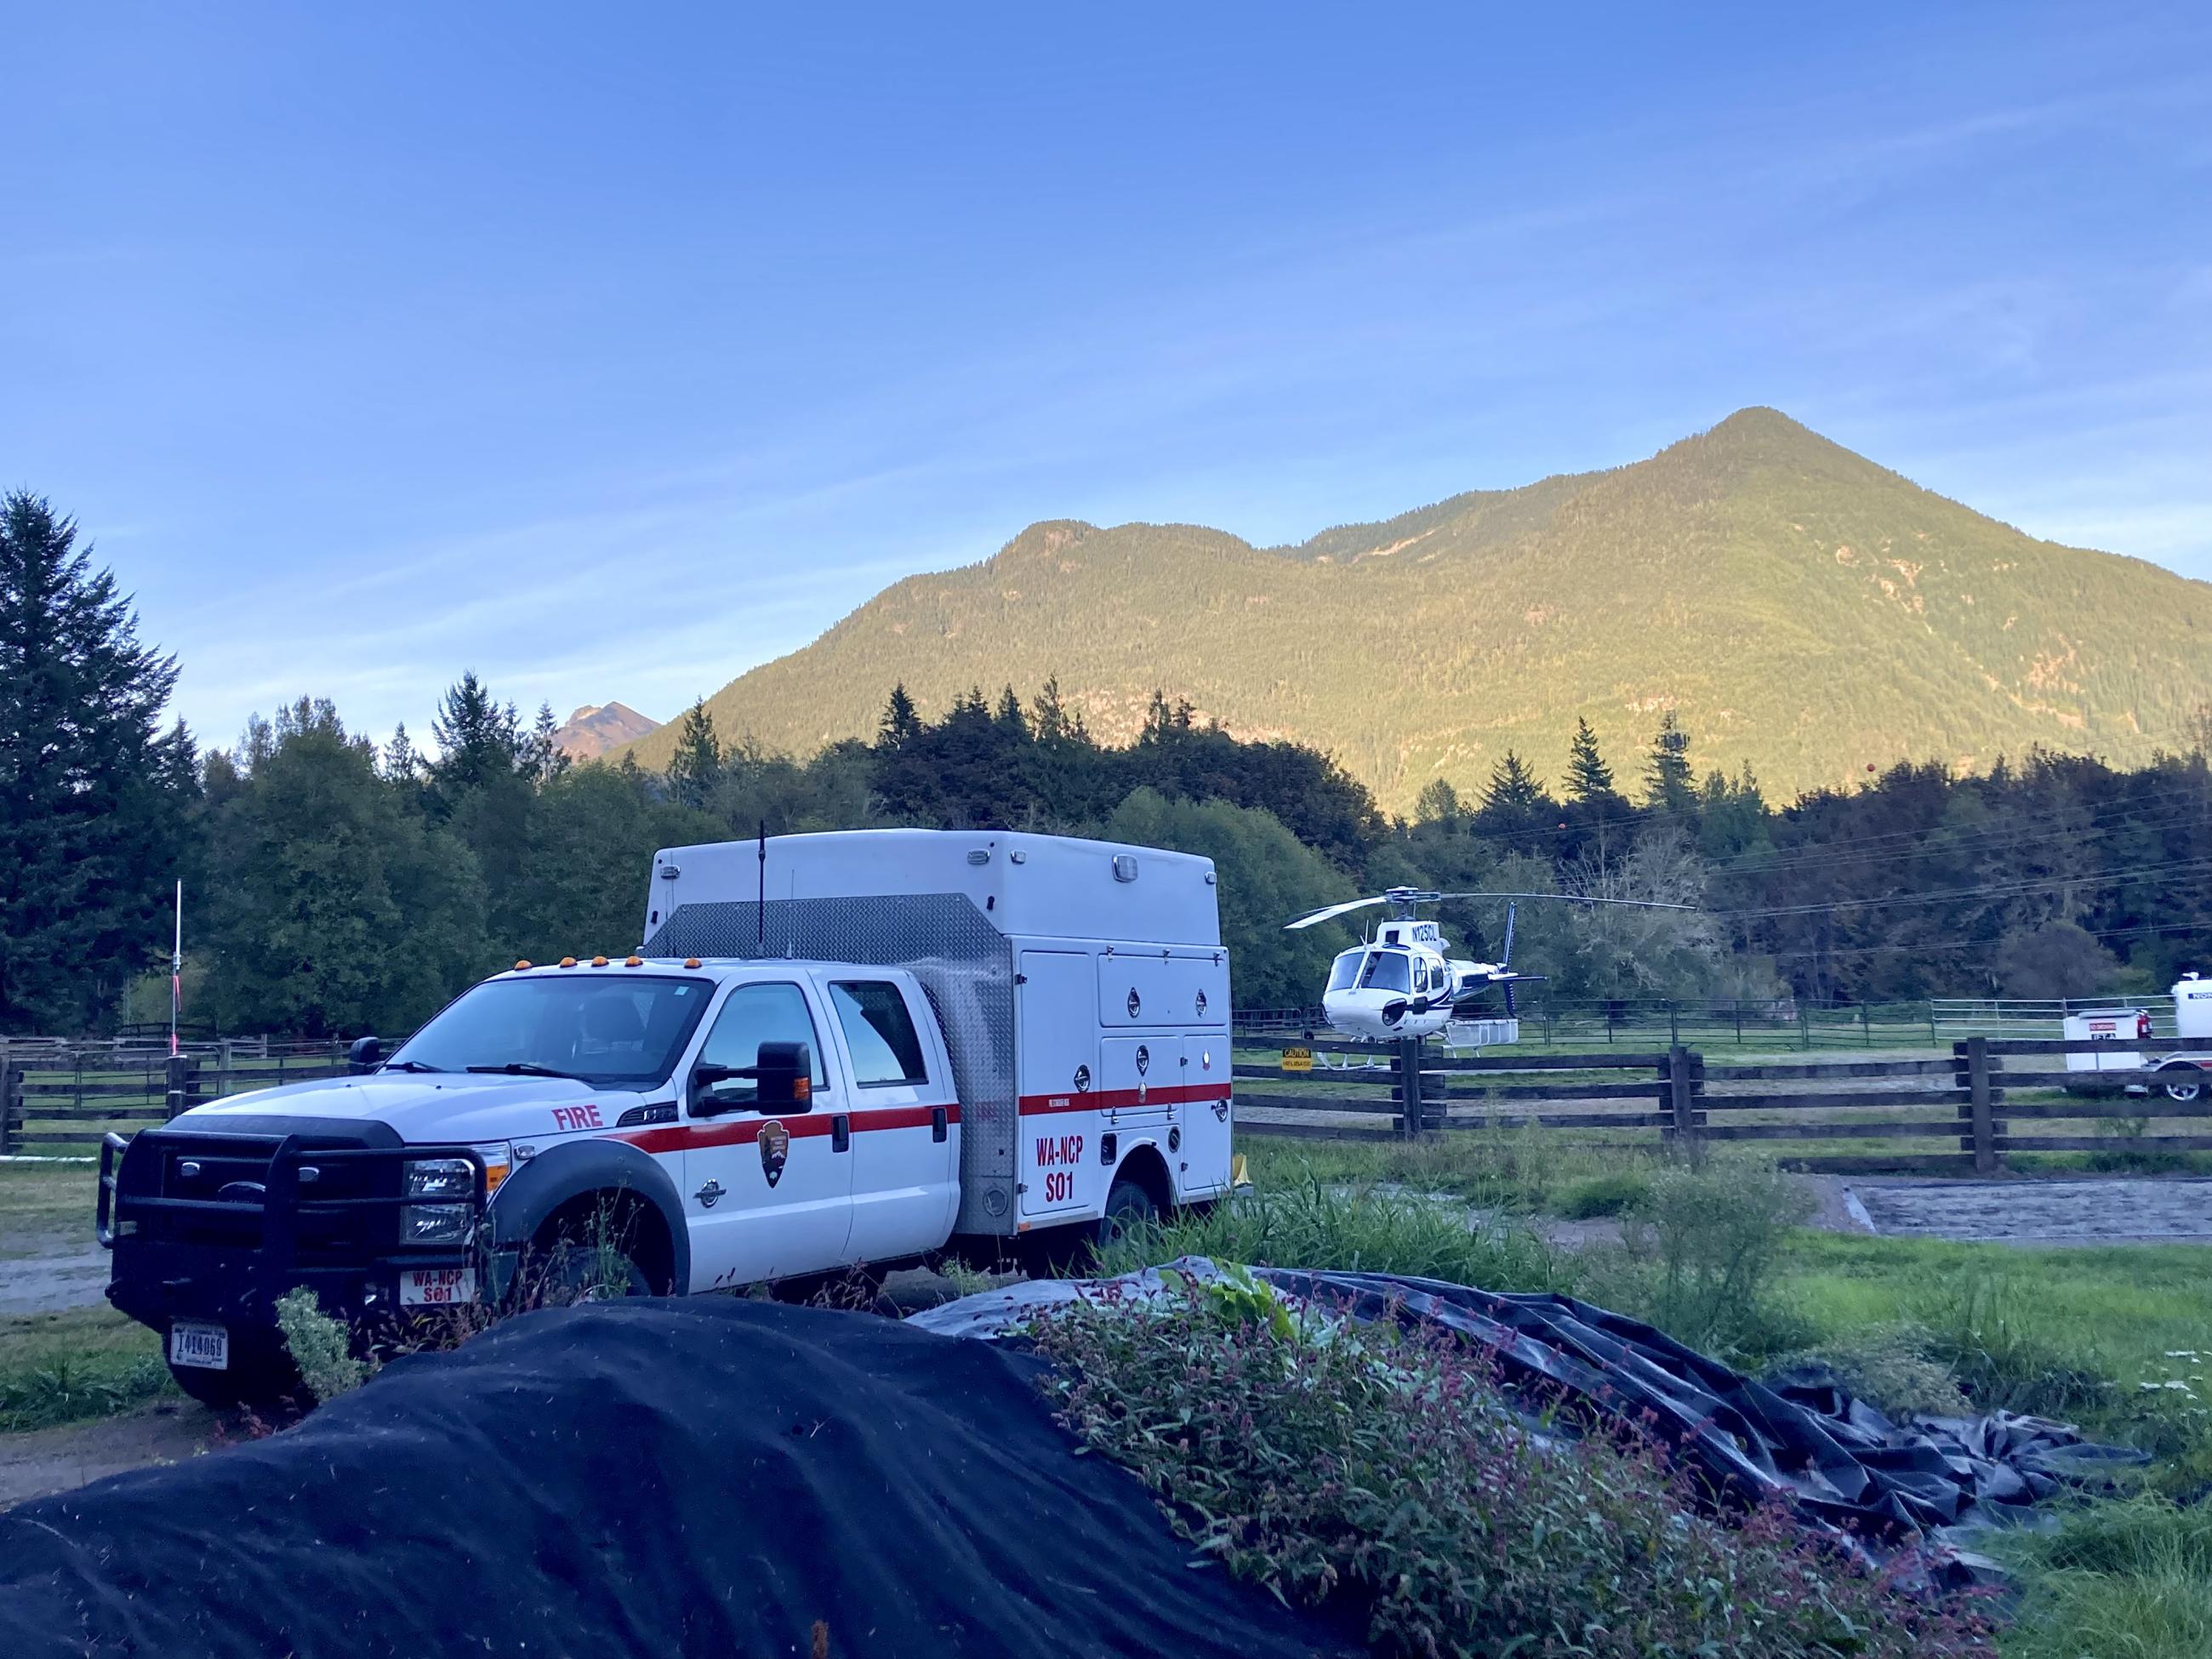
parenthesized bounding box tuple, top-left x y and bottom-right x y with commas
(218, 1037, 236, 1100)
(1668, 1044, 1702, 1165)
(0, 1063, 20, 1155)
(1966, 1035, 1996, 1176)
(1735, 1000, 1744, 1045)
(1927, 1002, 1938, 1046)
(1668, 1002, 1680, 1047)
(1799, 1009, 1810, 1051)
(1861, 1003, 1872, 1047)
(1394, 1036, 1425, 1139)
(165, 1054, 190, 1120)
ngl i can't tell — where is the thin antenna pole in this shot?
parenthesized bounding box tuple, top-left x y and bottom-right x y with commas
(755, 820, 767, 955)
(170, 880, 183, 1058)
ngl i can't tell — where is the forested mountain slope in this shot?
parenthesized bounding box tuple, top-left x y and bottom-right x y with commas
(629, 408, 2212, 807)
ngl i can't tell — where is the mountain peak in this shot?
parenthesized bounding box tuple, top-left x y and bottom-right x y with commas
(621, 413, 2209, 806)
(553, 701, 659, 761)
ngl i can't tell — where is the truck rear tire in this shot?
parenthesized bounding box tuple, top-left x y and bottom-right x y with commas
(2163, 1068, 2205, 1104)
(1098, 1177, 1160, 1251)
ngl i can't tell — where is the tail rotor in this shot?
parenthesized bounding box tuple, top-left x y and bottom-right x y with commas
(1501, 902, 1519, 1018)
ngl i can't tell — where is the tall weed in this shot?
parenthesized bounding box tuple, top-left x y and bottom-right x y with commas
(1094, 1173, 1566, 1291)
(1031, 1274, 1994, 1658)
(1604, 1156, 1816, 1360)
(1908, 1273, 2115, 1418)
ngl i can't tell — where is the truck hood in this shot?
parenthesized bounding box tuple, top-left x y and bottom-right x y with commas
(172, 1073, 655, 1144)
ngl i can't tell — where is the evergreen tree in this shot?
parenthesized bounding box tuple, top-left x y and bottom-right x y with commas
(1414, 778, 1463, 826)
(1565, 717, 1614, 801)
(428, 671, 524, 798)
(1480, 750, 1545, 815)
(526, 702, 571, 786)
(993, 684, 1028, 736)
(0, 493, 185, 1029)
(667, 699, 724, 811)
(382, 724, 422, 785)
(877, 683, 922, 750)
(1644, 710, 1696, 812)
(1031, 676, 1069, 742)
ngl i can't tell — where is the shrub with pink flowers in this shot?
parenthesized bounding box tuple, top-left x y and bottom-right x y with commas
(1029, 1268, 1996, 1659)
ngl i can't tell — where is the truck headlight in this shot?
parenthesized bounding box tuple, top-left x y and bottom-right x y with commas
(400, 1145, 509, 1245)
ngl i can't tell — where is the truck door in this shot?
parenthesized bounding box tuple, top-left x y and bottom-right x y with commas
(1018, 950, 1099, 1222)
(830, 978, 960, 1263)
(680, 981, 854, 1291)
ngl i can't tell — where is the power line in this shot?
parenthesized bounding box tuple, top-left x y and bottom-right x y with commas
(1716, 855, 2212, 921)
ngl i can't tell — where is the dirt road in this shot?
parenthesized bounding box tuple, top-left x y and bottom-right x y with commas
(1844, 1176, 2212, 1244)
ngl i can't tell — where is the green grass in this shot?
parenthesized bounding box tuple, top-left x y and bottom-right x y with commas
(0, 1162, 177, 1431)
(1194, 1151, 2212, 1657)
(0, 1160, 101, 1247)
(0, 1303, 175, 1433)
(1993, 1497, 2212, 1659)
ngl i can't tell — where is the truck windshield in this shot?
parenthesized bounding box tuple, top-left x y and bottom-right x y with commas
(389, 976, 715, 1087)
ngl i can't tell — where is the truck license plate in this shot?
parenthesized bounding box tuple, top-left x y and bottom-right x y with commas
(401, 1267, 477, 1307)
(170, 1321, 229, 1371)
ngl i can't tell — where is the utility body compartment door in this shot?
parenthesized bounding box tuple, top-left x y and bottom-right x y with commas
(1018, 950, 1103, 1222)
(1177, 1033, 1234, 1198)
(1097, 952, 1228, 1029)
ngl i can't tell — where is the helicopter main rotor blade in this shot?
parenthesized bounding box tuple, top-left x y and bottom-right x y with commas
(1428, 891, 1696, 912)
(1284, 895, 1390, 930)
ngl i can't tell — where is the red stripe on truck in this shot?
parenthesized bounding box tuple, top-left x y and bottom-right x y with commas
(614, 1102, 960, 1155)
(1018, 1084, 1229, 1116)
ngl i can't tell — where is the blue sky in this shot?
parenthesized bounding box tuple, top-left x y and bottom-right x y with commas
(3, 3, 2207, 750)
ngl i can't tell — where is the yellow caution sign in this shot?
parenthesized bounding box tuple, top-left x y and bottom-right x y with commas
(1280, 1045, 1314, 1073)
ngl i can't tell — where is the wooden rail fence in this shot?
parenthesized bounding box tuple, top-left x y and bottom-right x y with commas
(0, 1040, 354, 1153)
(1231, 1029, 2212, 1176)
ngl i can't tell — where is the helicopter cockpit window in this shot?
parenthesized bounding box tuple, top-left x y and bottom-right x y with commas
(1327, 951, 1363, 993)
(1357, 949, 1412, 994)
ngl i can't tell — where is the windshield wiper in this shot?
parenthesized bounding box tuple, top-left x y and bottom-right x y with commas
(465, 1062, 584, 1080)
(379, 1060, 445, 1073)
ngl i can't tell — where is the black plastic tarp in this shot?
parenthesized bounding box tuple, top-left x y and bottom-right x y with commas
(909, 1259, 2144, 1553)
(0, 1297, 1352, 1659)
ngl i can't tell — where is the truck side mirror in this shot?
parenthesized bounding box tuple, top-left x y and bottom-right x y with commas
(752, 1041, 812, 1109)
(691, 1041, 812, 1115)
(348, 1035, 381, 1074)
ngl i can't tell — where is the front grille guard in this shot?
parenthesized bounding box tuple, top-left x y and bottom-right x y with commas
(99, 1133, 488, 1293)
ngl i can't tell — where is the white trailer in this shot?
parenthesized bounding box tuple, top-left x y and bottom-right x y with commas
(2063, 976, 2212, 1102)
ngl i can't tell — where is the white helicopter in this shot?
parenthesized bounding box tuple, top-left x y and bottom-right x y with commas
(1286, 887, 1691, 1042)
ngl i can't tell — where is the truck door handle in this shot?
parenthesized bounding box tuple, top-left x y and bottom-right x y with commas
(931, 1106, 948, 1143)
(831, 1115, 850, 1154)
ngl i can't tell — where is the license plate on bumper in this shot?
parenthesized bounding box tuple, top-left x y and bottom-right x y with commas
(170, 1321, 229, 1370)
(400, 1267, 477, 1307)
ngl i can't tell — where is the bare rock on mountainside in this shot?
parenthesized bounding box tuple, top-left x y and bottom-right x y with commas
(552, 701, 658, 761)
(620, 408, 2212, 807)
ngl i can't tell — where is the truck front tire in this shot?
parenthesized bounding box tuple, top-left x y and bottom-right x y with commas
(166, 1335, 301, 1411)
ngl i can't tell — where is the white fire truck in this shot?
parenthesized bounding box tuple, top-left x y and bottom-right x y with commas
(97, 830, 1234, 1405)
